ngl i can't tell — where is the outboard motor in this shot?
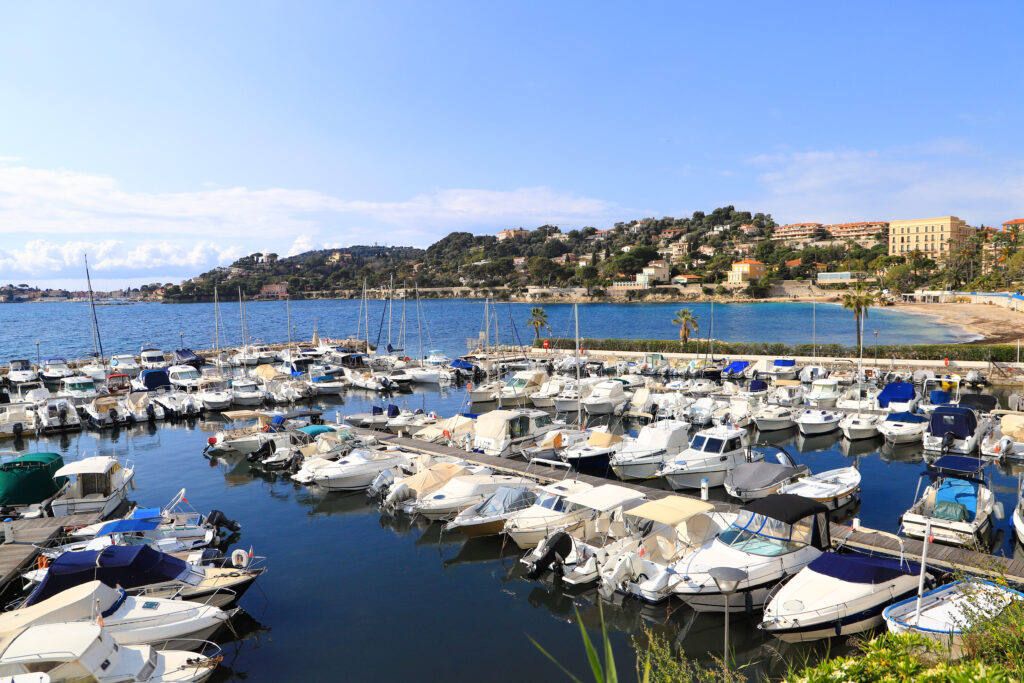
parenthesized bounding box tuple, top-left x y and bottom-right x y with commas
(527, 531, 574, 579)
(146, 403, 156, 422)
(12, 422, 23, 437)
(206, 509, 242, 533)
(58, 405, 68, 425)
(997, 435, 1015, 457)
(383, 481, 410, 509)
(941, 430, 957, 454)
(367, 469, 395, 499)
(108, 408, 118, 425)
(248, 440, 274, 463)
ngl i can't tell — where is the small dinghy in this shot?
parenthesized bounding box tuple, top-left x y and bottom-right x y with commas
(724, 446, 810, 502)
(884, 580, 1024, 660)
(778, 466, 861, 509)
(839, 412, 882, 440)
(753, 405, 797, 432)
(761, 552, 926, 642)
(900, 456, 999, 547)
(795, 409, 842, 436)
(877, 411, 928, 445)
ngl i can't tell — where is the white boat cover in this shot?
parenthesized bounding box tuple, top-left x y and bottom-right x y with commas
(565, 484, 645, 512)
(624, 496, 714, 526)
(54, 456, 119, 477)
(474, 411, 517, 440)
(0, 581, 120, 648)
(400, 463, 468, 497)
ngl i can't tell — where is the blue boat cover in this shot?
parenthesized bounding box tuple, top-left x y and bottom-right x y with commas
(96, 518, 161, 536)
(138, 369, 171, 390)
(934, 478, 978, 519)
(877, 382, 915, 408)
(372, 406, 383, 415)
(930, 389, 950, 404)
(129, 507, 162, 520)
(886, 411, 927, 424)
(24, 546, 189, 606)
(929, 405, 977, 439)
(930, 455, 985, 477)
(808, 552, 920, 584)
(773, 359, 795, 367)
(298, 425, 335, 437)
(387, 405, 400, 418)
(749, 379, 768, 392)
(450, 359, 474, 370)
(173, 349, 202, 363)
(724, 361, 749, 373)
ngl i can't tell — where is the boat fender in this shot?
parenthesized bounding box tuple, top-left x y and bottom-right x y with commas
(995, 501, 1005, 521)
(231, 548, 250, 569)
(744, 590, 753, 616)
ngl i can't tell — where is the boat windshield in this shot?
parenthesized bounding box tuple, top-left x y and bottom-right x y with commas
(689, 435, 724, 453)
(535, 492, 569, 512)
(10, 360, 29, 371)
(67, 380, 94, 392)
(175, 369, 201, 380)
(506, 378, 528, 389)
(534, 414, 553, 428)
(717, 510, 811, 556)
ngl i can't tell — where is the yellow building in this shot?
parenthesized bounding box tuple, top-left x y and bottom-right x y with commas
(888, 216, 974, 258)
(727, 259, 767, 283)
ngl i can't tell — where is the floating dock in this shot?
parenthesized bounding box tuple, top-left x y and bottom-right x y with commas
(0, 512, 102, 599)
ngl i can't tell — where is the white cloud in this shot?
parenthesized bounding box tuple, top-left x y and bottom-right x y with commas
(287, 235, 314, 256)
(744, 142, 1024, 225)
(0, 238, 244, 277)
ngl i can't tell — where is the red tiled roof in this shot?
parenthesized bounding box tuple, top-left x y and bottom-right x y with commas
(1003, 218, 1024, 226)
(733, 259, 764, 265)
(785, 258, 802, 267)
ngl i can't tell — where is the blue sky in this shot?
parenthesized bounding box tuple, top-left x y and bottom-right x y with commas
(1, 1, 1023, 288)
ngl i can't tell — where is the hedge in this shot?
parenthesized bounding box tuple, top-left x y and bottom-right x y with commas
(534, 338, 1020, 362)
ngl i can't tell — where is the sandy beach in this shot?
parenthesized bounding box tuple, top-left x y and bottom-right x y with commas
(892, 302, 1024, 345)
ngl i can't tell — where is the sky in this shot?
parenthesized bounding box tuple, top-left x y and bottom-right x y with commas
(1, 1, 1023, 288)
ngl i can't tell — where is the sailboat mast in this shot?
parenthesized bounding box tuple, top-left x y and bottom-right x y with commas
(214, 287, 221, 357)
(84, 255, 104, 361)
(286, 294, 292, 357)
(575, 301, 581, 428)
(388, 274, 393, 351)
(363, 279, 369, 352)
(415, 282, 424, 363)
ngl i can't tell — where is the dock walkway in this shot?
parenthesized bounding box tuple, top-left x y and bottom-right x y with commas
(0, 513, 102, 598)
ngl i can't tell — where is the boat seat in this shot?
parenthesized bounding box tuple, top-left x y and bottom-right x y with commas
(609, 520, 628, 538)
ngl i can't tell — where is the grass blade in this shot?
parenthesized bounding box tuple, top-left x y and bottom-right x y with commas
(526, 634, 583, 683)
(574, 608, 605, 681)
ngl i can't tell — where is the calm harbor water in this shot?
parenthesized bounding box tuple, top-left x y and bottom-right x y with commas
(0, 299, 970, 363)
(6, 382, 1023, 681)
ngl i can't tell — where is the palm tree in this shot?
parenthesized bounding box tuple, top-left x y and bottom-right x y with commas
(671, 308, 698, 343)
(526, 307, 550, 341)
(840, 282, 876, 351)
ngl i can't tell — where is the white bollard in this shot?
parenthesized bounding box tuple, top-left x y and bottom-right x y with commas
(2, 519, 13, 544)
(700, 478, 709, 501)
(851, 517, 861, 531)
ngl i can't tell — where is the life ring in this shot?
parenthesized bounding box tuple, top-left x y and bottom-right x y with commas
(37, 556, 50, 570)
(263, 425, 271, 432)
(231, 549, 250, 569)
(442, 429, 452, 439)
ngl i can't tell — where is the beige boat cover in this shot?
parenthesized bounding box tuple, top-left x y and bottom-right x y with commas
(254, 365, 288, 381)
(625, 496, 714, 526)
(222, 409, 262, 421)
(1002, 414, 1024, 441)
(565, 483, 645, 512)
(587, 431, 623, 448)
(414, 415, 476, 442)
(629, 387, 650, 409)
(773, 379, 802, 387)
(400, 462, 468, 497)
(91, 395, 120, 412)
(474, 411, 517, 440)
(0, 581, 119, 649)
(675, 513, 719, 548)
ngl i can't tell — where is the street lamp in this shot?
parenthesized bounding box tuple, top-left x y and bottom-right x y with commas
(710, 566, 747, 664)
(873, 330, 879, 364)
(178, 331, 184, 349)
(34, 341, 40, 368)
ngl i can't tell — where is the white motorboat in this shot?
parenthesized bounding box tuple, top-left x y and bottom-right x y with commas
(836, 383, 880, 411)
(50, 456, 135, 517)
(712, 396, 756, 428)
(981, 412, 1024, 459)
(724, 446, 809, 501)
(168, 364, 203, 391)
(4, 359, 37, 387)
(0, 580, 233, 650)
(560, 428, 623, 474)
(230, 378, 268, 406)
(900, 455, 998, 547)
(195, 377, 233, 411)
(876, 382, 919, 412)
(39, 357, 73, 386)
(405, 366, 442, 383)
(839, 412, 881, 440)
(309, 372, 348, 395)
(231, 344, 261, 366)
(805, 378, 841, 408)
(300, 448, 411, 491)
(686, 396, 720, 427)
(343, 367, 389, 392)
(0, 402, 39, 438)
(778, 466, 861, 509)
(386, 409, 436, 435)
(763, 359, 798, 381)
(78, 356, 109, 383)
(530, 377, 569, 408)
(495, 370, 547, 406)
(108, 353, 141, 377)
(1012, 476, 1024, 545)
(424, 349, 452, 366)
(658, 425, 754, 489)
(411, 473, 529, 521)
(551, 377, 602, 413)
(82, 394, 128, 429)
(471, 408, 557, 458)
(795, 409, 842, 435)
(444, 485, 539, 537)
(503, 479, 595, 549)
(877, 411, 928, 445)
(381, 462, 472, 511)
(920, 376, 962, 413)
(798, 365, 829, 383)
(686, 378, 717, 396)
(139, 348, 168, 370)
(753, 405, 796, 432)
(762, 552, 925, 642)
(922, 404, 989, 454)
(769, 380, 805, 407)
(152, 388, 204, 419)
(121, 391, 167, 423)
(582, 379, 631, 415)
(35, 397, 82, 433)
(884, 580, 1024, 660)
(0, 622, 220, 682)
(610, 419, 691, 480)
(671, 494, 831, 612)
(738, 379, 769, 400)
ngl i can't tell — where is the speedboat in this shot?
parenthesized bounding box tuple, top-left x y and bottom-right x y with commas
(230, 378, 268, 406)
(551, 377, 602, 414)
(444, 485, 538, 537)
(168, 363, 203, 391)
(658, 425, 754, 489)
(795, 409, 842, 435)
(4, 359, 36, 387)
(769, 380, 805, 407)
(876, 382, 919, 412)
(0, 451, 68, 517)
(712, 396, 756, 428)
(981, 412, 1024, 459)
(496, 370, 547, 406)
(82, 395, 128, 429)
(884, 580, 1024, 660)
(923, 404, 989, 454)
(805, 378, 841, 408)
(582, 379, 631, 415)
(471, 408, 557, 458)
(139, 347, 169, 369)
(778, 466, 861, 509)
(503, 479, 595, 549)
(409, 474, 526, 521)
(762, 552, 926, 642)
(900, 455, 998, 547)
(300, 448, 411, 491)
(50, 456, 135, 517)
(839, 412, 882, 440)
(195, 377, 233, 411)
(560, 428, 623, 474)
(877, 411, 928, 445)
(724, 446, 809, 501)
(836, 383, 880, 411)
(763, 359, 798, 381)
(753, 405, 796, 432)
(609, 419, 691, 480)
(35, 397, 82, 432)
(0, 622, 221, 682)
(671, 494, 831, 612)
(0, 579, 233, 649)
(39, 357, 73, 387)
(108, 353, 141, 377)
(121, 390, 167, 423)
(686, 396, 720, 427)
(0, 402, 39, 438)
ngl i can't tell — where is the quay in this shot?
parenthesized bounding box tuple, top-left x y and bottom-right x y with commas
(368, 430, 1024, 586)
(0, 512, 101, 600)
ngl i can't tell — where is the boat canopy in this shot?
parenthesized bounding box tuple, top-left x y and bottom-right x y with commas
(748, 380, 768, 392)
(929, 389, 950, 404)
(400, 463, 468, 497)
(0, 581, 124, 640)
(475, 411, 522, 440)
(727, 461, 805, 490)
(586, 431, 623, 448)
(129, 507, 161, 520)
(95, 518, 161, 536)
(44, 357, 67, 363)
(137, 369, 171, 390)
(0, 452, 66, 506)
(24, 545, 189, 606)
(886, 411, 927, 423)
(877, 382, 915, 408)
(807, 552, 919, 584)
(723, 361, 749, 374)
(298, 425, 336, 437)
(472, 486, 537, 516)
(173, 349, 203, 363)
(624, 495, 714, 526)
(53, 456, 119, 478)
(222, 410, 262, 421)
(742, 494, 828, 525)
(450, 359, 474, 370)
(565, 484, 645, 512)
(928, 455, 986, 478)
(929, 405, 978, 439)
(959, 393, 999, 413)
(773, 359, 795, 367)
(932, 478, 978, 521)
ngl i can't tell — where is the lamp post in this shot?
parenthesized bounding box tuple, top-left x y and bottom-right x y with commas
(873, 330, 879, 364)
(178, 331, 184, 349)
(34, 341, 40, 368)
(710, 566, 748, 664)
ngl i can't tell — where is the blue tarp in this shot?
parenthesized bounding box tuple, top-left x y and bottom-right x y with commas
(773, 359, 796, 367)
(96, 518, 161, 536)
(930, 455, 985, 477)
(886, 411, 927, 424)
(129, 507, 161, 520)
(878, 382, 915, 408)
(930, 389, 950, 404)
(24, 546, 189, 606)
(298, 425, 335, 437)
(387, 405, 400, 418)
(138, 369, 171, 390)
(808, 552, 920, 584)
(929, 405, 978, 439)
(934, 478, 978, 519)
(749, 379, 768, 392)
(450, 359, 474, 370)
(724, 361, 749, 374)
